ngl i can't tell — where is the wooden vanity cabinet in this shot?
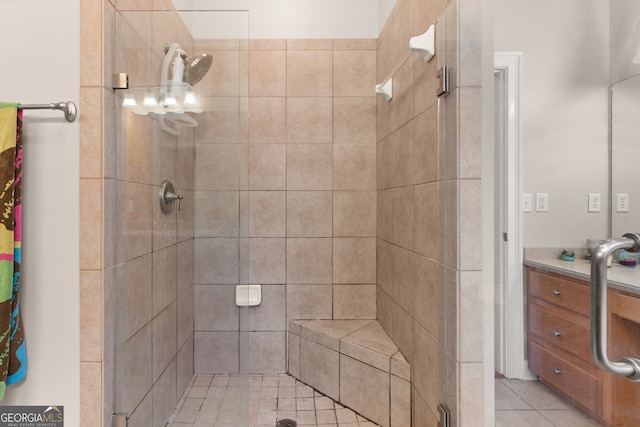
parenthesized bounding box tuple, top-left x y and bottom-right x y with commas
(527, 267, 640, 426)
(527, 267, 606, 423)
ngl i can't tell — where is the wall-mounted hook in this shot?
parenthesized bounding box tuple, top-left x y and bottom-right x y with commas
(159, 180, 183, 214)
(375, 78, 393, 101)
(409, 25, 435, 62)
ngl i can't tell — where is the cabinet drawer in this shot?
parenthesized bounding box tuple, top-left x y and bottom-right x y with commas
(529, 304, 591, 362)
(529, 341, 601, 416)
(528, 270, 590, 316)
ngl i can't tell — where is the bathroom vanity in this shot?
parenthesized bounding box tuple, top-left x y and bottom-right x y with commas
(525, 259, 640, 426)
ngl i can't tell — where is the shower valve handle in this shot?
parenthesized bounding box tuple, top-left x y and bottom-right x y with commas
(159, 180, 184, 214)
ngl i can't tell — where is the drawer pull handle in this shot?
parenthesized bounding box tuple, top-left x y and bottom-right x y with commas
(552, 330, 561, 337)
(552, 290, 561, 296)
(552, 368, 562, 375)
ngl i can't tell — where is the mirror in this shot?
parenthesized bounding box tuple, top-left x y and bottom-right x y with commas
(611, 74, 640, 237)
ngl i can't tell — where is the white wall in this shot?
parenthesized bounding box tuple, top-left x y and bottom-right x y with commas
(174, 0, 384, 38)
(0, 1, 80, 425)
(494, 0, 610, 248)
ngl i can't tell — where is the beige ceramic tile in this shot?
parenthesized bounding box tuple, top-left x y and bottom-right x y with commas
(248, 191, 286, 237)
(390, 375, 411, 427)
(413, 322, 439, 415)
(80, 362, 102, 427)
(413, 106, 438, 184)
(286, 285, 332, 322)
(333, 238, 376, 284)
(333, 144, 376, 190)
(286, 50, 332, 97)
(80, 271, 102, 362)
(80, 88, 102, 179)
(286, 191, 332, 237)
(196, 97, 242, 145)
(176, 287, 194, 349)
(459, 87, 482, 179)
(80, 179, 102, 270)
(246, 332, 286, 373)
(391, 186, 414, 250)
(377, 189, 392, 241)
(115, 254, 152, 346)
(390, 303, 414, 363)
(196, 49, 240, 97)
(332, 285, 376, 320)
(333, 191, 376, 237)
(333, 39, 377, 50)
(152, 361, 177, 427)
(194, 238, 239, 285)
(194, 332, 239, 374)
(287, 39, 332, 50)
(249, 39, 286, 51)
(194, 144, 244, 191)
(339, 355, 389, 427)
(80, 0, 102, 87)
(300, 338, 339, 400)
(288, 332, 301, 378)
(376, 240, 393, 296)
(414, 183, 438, 259)
(193, 285, 238, 332)
(414, 254, 439, 337)
(152, 245, 177, 316)
(286, 97, 333, 144)
(287, 144, 333, 190)
(240, 285, 286, 331)
(248, 144, 286, 190)
(459, 179, 482, 270)
(248, 238, 286, 284)
(115, 324, 152, 415)
(194, 191, 240, 238)
(152, 303, 177, 382)
(249, 50, 286, 96)
(391, 245, 415, 316)
(333, 97, 376, 145)
(249, 97, 286, 144)
(333, 50, 377, 97)
(286, 238, 332, 284)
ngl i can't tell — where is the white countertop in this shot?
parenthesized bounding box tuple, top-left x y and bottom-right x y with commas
(524, 258, 640, 295)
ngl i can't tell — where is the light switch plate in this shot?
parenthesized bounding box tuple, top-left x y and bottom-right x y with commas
(522, 194, 532, 213)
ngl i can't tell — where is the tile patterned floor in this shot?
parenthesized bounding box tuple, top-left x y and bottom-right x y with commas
(167, 373, 380, 427)
(168, 374, 604, 426)
(496, 378, 604, 426)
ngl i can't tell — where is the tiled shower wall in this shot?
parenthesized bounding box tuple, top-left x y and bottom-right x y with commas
(193, 39, 379, 375)
(80, 3, 198, 427)
(376, 0, 483, 426)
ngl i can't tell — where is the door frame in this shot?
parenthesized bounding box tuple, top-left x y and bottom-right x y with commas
(494, 52, 534, 379)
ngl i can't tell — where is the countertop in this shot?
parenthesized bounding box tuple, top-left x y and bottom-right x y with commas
(524, 258, 640, 296)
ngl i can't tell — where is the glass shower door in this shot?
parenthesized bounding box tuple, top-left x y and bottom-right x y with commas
(113, 7, 249, 427)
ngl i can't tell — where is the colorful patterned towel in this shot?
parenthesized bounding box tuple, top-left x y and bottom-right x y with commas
(0, 103, 26, 399)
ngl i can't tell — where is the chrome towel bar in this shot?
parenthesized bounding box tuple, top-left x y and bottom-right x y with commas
(18, 101, 77, 122)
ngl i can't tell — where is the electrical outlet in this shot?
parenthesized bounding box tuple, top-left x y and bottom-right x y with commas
(588, 193, 601, 213)
(536, 193, 548, 212)
(522, 194, 532, 213)
(617, 193, 629, 213)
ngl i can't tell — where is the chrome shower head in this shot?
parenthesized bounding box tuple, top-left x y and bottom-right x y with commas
(180, 52, 213, 86)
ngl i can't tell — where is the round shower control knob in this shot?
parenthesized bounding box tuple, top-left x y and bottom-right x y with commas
(159, 180, 183, 214)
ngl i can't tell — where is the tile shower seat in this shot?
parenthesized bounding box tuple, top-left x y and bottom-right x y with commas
(288, 319, 411, 427)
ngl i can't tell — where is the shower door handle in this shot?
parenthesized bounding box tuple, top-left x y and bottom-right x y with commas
(590, 233, 640, 381)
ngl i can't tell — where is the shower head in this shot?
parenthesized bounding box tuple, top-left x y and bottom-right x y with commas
(180, 51, 213, 86)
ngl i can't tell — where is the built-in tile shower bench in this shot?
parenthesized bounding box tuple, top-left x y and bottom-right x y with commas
(287, 319, 410, 427)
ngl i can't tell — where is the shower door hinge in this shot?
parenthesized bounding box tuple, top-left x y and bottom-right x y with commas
(112, 73, 129, 90)
(112, 413, 128, 427)
(437, 66, 450, 97)
(437, 403, 450, 427)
